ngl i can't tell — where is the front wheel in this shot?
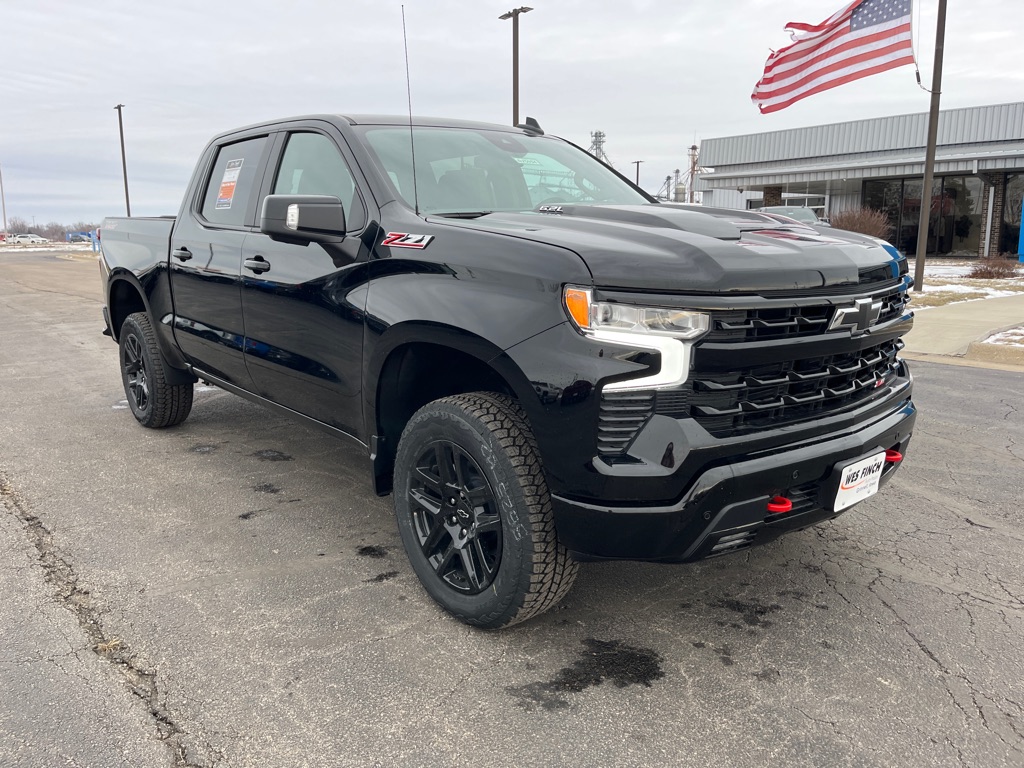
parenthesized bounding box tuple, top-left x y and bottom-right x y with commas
(393, 393, 578, 628)
(118, 312, 193, 428)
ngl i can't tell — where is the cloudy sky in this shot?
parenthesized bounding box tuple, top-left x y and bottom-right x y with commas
(2, 0, 1021, 226)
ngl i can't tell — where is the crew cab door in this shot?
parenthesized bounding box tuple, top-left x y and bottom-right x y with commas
(169, 133, 271, 387)
(240, 127, 374, 440)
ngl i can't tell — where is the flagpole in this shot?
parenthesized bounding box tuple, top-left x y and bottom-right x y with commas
(912, 0, 947, 292)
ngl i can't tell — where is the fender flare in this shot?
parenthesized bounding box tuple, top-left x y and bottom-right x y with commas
(107, 270, 195, 383)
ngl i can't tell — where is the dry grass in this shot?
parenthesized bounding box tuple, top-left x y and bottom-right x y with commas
(830, 208, 893, 239)
(910, 274, 1024, 308)
(910, 291, 989, 308)
(969, 258, 1021, 279)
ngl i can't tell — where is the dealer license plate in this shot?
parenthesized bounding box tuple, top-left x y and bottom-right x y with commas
(833, 451, 886, 512)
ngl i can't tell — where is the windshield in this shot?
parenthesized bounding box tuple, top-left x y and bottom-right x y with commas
(355, 125, 650, 215)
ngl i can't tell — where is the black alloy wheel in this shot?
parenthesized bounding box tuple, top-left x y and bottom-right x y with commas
(393, 392, 578, 628)
(122, 332, 150, 413)
(408, 441, 503, 594)
(118, 312, 194, 429)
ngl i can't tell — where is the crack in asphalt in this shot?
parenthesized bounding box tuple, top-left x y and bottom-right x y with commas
(0, 471, 219, 768)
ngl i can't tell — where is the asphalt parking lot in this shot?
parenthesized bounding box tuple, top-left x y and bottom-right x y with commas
(2, 250, 1023, 767)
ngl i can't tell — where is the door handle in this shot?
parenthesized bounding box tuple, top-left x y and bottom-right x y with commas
(244, 255, 271, 274)
(172, 247, 193, 262)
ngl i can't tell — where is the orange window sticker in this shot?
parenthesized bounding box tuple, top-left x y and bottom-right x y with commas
(215, 159, 243, 209)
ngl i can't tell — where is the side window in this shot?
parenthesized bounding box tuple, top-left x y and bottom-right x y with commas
(200, 137, 267, 227)
(272, 132, 366, 231)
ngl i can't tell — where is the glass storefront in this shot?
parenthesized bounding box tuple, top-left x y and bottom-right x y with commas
(1003, 174, 1023, 255)
(863, 176, 984, 256)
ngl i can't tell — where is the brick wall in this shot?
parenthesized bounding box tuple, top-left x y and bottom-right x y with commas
(990, 172, 1006, 257)
(763, 186, 783, 207)
(978, 183, 992, 259)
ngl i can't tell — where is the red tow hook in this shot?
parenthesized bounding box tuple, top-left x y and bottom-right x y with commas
(884, 449, 903, 464)
(767, 495, 793, 514)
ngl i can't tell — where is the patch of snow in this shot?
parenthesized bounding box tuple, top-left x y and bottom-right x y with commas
(924, 266, 973, 278)
(920, 284, 1018, 299)
(983, 327, 1024, 346)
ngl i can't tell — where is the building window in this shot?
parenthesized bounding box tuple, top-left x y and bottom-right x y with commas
(863, 176, 985, 256)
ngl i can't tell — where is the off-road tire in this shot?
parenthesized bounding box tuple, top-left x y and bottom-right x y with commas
(119, 312, 193, 428)
(393, 392, 578, 628)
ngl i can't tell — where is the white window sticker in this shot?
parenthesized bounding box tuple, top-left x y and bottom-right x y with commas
(215, 158, 244, 209)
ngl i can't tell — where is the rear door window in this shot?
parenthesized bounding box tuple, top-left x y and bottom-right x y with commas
(201, 137, 267, 227)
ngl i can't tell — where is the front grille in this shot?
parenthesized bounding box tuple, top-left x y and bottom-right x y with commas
(705, 282, 909, 343)
(595, 281, 912, 455)
(597, 391, 654, 456)
(655, 338, 903, 438)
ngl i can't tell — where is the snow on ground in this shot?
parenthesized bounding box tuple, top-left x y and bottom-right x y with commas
(983, 327, 1024, 347)
(924, 264, 974, 279)
(920, 283, 1019, 298)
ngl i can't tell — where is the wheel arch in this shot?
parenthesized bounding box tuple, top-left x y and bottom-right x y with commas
(107, 271, 196, 385)
(107, 272, 149, 343)
(367, 322, 540, 496)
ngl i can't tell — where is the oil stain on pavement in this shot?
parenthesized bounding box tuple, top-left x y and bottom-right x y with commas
(508, 638, 664, 711)
(252, 449, 293, 461)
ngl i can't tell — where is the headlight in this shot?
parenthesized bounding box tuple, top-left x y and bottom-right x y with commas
(563, 286, 710, 340)
(563, 286, 710, 392)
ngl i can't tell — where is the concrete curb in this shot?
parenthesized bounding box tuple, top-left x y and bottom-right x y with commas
(902, 351, 1024, 373)
(966, 338, 1024, 366)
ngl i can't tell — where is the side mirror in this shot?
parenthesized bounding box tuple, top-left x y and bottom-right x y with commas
(260, 195, 346, 244)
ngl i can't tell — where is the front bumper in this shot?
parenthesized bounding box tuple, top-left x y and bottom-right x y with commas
(551, 398, 915, 562)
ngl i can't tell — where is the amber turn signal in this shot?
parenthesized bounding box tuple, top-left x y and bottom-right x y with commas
(564, 287, 592, 330)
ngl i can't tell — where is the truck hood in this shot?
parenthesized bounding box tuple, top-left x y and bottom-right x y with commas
(427, 204, 901, 293)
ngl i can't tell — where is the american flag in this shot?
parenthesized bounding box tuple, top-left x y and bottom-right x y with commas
(751, 0, 916, 114)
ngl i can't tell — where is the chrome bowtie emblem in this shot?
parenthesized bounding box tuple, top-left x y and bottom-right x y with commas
(829, 298, 883, 333)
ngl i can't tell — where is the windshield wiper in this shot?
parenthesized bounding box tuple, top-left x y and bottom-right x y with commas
(432, 211, 494, 219)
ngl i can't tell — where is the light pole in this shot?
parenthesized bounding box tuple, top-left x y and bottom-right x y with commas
(632, 160, 644, 187)
(0, 162, 8, 236)
(114, 104, 131, 217)
(499, 6, 533, 127)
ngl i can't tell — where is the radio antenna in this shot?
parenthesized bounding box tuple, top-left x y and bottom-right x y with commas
(401, 5, 420, 216)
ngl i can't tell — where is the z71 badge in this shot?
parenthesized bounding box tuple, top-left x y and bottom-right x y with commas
(382, 232, 434, 249)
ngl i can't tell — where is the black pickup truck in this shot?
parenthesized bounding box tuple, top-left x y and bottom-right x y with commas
(100, 114, 915, 628)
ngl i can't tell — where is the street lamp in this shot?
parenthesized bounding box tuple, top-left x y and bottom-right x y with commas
(0, 162, 8, 236)
(114, 104, 131, 217)
(632, 160, 644, 187)
(499, 6, 533, 127)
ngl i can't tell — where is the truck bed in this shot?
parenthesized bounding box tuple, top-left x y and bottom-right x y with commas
(100, 216, 176, 274)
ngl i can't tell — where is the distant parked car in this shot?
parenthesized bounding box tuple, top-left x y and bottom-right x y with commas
(758, 206, 830, 226)
(68, 233, 91, 243)
(10, 233, 50, 244)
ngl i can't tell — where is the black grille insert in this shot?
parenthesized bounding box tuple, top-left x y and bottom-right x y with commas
(705, 283, 909, 343)
(655, 339, 903, 437)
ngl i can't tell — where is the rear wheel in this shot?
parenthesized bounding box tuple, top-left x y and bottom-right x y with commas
(119, 312, 193, 428)
(393, 393, 578, 628)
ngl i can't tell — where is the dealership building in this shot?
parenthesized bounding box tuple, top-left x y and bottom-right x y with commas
(695, 101, 1024, 258)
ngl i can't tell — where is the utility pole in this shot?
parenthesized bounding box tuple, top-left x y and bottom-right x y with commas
(913, 0, 947, 292)
(499, 7, 533, 127)
(632, 160, 644, 187)
(0, 162, 8, 235)
(114, 104, 131, 217)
